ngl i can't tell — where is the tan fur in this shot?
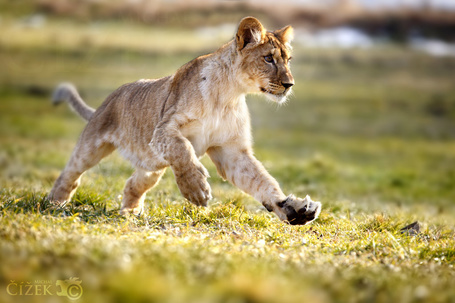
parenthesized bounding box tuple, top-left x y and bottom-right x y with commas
(49, 17, 321, 225)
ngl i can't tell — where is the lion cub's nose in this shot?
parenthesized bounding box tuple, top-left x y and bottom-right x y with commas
(282, 82, 294, 89)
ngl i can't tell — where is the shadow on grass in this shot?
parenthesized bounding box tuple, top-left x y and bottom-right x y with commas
(0, 189, 273, 230)
(0, 189, 121, 221)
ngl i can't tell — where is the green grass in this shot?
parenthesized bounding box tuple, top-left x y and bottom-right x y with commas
(1, 14, 455, 303)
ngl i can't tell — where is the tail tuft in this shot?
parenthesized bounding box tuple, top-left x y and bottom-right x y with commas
(52, 82, 77, 105)
(51, 83, 95, 121)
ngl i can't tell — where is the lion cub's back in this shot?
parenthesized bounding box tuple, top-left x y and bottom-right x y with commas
(87, 77, 172, 148)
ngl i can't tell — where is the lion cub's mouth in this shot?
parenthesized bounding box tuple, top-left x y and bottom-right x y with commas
(260, 87, 290, 104)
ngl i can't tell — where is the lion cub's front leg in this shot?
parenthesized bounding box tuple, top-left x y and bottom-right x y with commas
(150, 119, 212, 206)
(208, 145, 321, 225)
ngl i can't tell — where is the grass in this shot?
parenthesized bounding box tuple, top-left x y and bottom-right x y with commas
(1, 12, 455, 303)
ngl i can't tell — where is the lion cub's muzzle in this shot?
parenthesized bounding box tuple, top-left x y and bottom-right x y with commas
(261, 80, 294, 100)
(281, 73, 294, 93)
(277, 195, 321, 225)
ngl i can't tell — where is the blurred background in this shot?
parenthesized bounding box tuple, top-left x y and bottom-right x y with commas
(1, 0, 455, 211)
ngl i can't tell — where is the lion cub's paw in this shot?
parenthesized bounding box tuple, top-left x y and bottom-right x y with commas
(119, 205, 143, 216)
(174, 165, 212, 206)
(46, 196, 68, 209)
(276, 194, 321, 225)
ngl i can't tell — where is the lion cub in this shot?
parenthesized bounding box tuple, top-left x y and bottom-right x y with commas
(50, 17, 321, 225)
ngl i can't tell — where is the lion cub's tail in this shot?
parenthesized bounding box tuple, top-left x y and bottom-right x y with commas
(52, 83, 95, 121)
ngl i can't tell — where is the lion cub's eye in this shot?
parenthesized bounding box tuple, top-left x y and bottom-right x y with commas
(264, 55, 274, 63)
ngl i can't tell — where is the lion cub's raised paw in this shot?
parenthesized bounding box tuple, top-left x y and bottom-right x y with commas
(174, 164, 212, 206)
(275, 195, 321, 225)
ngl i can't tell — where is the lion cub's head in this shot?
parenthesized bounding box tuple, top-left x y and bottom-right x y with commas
(235, 17, 294, 104)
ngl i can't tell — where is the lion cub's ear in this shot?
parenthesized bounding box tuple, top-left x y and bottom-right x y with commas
(274, 25, 294, 44)
(236, 17, 266, 51)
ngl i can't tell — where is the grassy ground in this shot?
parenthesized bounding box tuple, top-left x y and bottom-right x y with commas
(1, 13, 455, 303)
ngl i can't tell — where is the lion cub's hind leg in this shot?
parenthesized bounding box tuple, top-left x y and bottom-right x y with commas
(120, 168, 166, 216)
(49, 140, 115, 205)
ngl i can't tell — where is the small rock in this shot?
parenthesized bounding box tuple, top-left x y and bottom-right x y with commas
(400, 221, 420, 236)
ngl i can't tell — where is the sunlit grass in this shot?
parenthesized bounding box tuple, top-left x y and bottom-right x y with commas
(1, 190, 454, 303)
